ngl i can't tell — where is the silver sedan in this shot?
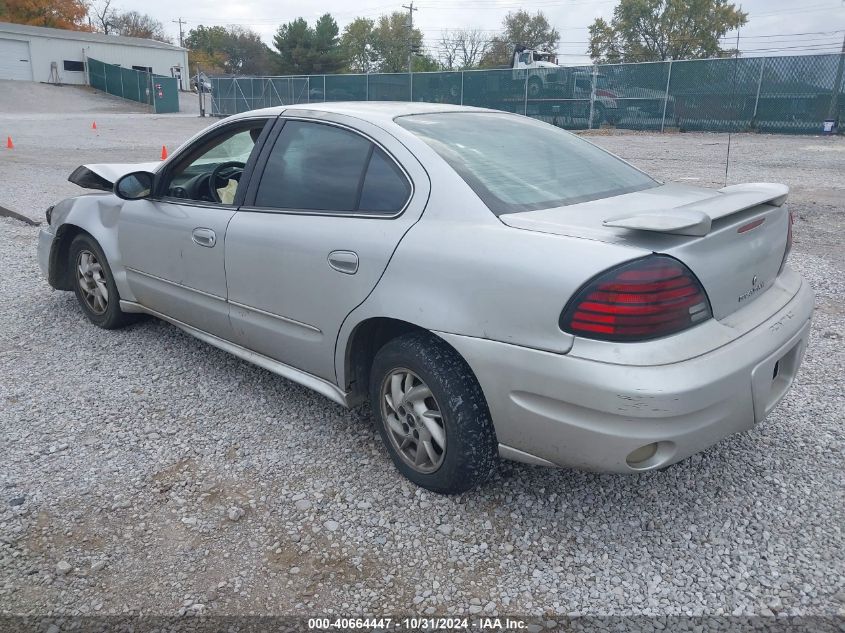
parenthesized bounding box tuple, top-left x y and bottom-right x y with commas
(38, 103, 813, 493)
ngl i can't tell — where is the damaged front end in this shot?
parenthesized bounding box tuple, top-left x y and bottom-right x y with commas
(68, 162, 160, 192)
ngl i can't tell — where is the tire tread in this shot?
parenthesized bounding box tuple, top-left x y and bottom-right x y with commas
(369, 331, 497, 494)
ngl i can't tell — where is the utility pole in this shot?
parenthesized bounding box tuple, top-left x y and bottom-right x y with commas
(402, 1, 418, 100)
(173, 17, 187, 48)
(724, 12, 742, 186)
(826, 32, 845, 126)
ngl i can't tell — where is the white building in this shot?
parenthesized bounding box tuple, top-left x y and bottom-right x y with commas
(0, 22, 189, 89)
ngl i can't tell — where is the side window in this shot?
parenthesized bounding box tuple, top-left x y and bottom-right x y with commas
(359, 148, 411, 214)
(254, 121, 411, 215)
(162, 120, 267, 205)
(255, 121, 371, 212)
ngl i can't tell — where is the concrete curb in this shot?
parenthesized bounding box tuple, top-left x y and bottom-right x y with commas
(0, 204, 40, 226)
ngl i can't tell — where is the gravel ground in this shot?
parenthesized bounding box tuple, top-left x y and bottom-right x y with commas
(0, 83, 843, 624)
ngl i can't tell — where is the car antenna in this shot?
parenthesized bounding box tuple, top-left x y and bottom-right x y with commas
(725, 8, 743, 187)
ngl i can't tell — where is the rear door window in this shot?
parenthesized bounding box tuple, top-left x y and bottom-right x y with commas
(359, 148, 411, 213)
(254, 120, 410, 215)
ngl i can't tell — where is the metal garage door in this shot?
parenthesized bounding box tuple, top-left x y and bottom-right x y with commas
(0, 39, 33, 81)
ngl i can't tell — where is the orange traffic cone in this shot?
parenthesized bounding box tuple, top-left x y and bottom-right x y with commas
(92, 121, 97, 130)
(160, 145, 168, 160)
(6, 136, 13, 149)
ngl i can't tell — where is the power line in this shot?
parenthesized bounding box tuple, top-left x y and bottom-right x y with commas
(754, 2, 843, 17)
(426, 33, 845, 51)
(419, 28, 845, 39)
(418, 0, 613, 4)
(722, 29, 845, 39)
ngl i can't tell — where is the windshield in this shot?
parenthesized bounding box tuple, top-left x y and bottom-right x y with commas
(191, 128, 256, 166)
(396, 112, 658, 215)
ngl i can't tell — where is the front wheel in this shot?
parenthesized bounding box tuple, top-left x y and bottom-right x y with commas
(69, 233, 138, 329)
(369, 332, 498, 494)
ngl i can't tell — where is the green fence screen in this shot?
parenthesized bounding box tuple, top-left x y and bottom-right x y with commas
(210, 53, 844, 134)
(87, 58, 180, 113)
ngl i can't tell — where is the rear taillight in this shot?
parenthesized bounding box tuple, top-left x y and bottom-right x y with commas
(778, 210, 793, 274)
(560, 255, 712, 342)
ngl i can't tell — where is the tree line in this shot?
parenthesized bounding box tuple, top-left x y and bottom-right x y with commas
(187, 10, 564, 76)
(1, 0, 749, 75)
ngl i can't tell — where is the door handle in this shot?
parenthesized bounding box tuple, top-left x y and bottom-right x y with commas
(191, 227, 216, 248)
(328, 250, 359, 274)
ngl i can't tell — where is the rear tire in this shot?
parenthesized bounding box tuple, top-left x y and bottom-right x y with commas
(69, 233, 137, 330)
(369, 332, 498, 494)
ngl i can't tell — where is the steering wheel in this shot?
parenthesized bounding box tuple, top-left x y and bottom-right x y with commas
(208, 161, 246, 203)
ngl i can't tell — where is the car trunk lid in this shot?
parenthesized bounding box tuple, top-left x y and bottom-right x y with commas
(500, 182, 791, 320)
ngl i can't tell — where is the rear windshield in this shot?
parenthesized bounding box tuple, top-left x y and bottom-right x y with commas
(396, 112, 658, 215)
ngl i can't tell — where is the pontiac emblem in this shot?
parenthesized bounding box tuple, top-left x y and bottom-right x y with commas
(738, 275, 764, 303)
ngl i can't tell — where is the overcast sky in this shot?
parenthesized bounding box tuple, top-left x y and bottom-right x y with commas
(139, 0, 844, 63)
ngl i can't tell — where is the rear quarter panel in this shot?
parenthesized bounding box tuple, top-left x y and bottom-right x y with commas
(333, 151, 650, 387)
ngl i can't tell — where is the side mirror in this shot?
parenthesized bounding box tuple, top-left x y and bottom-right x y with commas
(114, 171, 154, 200)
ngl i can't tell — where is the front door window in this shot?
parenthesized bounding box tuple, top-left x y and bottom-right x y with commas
(162, 121, 267, 204)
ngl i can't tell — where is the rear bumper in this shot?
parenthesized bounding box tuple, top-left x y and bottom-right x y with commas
(436, 278, 814, 473)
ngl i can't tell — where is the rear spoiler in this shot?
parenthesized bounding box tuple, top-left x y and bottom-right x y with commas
(603, 183, 789, 237)
(68, 162, 161, 192)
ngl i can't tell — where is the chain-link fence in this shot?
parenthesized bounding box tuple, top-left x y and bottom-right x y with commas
(210, 53, 844, 134)
(87, 58, 180, 113)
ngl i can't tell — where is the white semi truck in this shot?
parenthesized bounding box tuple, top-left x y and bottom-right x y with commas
(511, 46, 619, 124)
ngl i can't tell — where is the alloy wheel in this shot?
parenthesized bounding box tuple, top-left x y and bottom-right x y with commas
(76, 249, 109, 314)
(380, 368, 446, 473)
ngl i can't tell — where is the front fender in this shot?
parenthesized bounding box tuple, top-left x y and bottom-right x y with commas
(48, 193, 135, 302)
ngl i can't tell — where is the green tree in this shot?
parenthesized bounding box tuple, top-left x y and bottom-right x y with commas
(311, 13, 344, 73)
(588, 0, 748, 63)
(187, 25, 273, 75)
(341, 17, 377, 73)
(413, 53, 440, 72)
(222, 27, 273, 75)
(272, 14, 344, 75)
(186, 25, 228, 74)
(480, 10, 560, 68)
(372, 11, 424, 73)
(273, 17, 312, 74)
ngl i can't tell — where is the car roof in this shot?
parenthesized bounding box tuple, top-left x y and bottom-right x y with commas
(228, 102, 498, 125)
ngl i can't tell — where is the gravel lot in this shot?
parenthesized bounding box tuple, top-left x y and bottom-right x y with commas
(1, 82, 843, 624)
